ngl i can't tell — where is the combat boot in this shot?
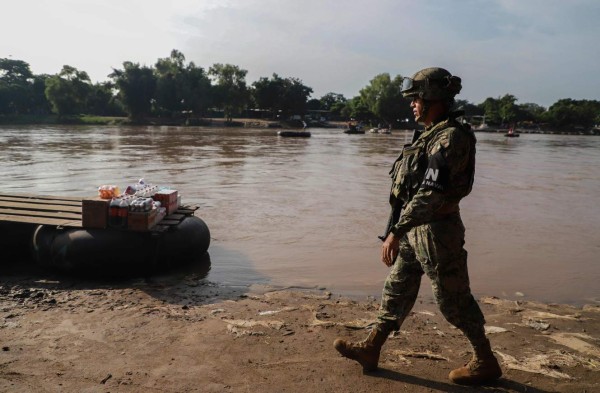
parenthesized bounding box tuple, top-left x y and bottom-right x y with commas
(449, 338, 502, 385)
(333, 322, 393, 372)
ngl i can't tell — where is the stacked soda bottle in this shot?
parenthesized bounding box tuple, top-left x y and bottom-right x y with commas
(129, 197, 155, 212)
(105, 179, 166, 229)
(108, 195, 135, 229)
(124, 179, 156, 197)
(108, 198, 121, 227)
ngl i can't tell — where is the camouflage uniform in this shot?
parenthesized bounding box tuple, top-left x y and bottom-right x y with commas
(379, 112, 487, 344)
(335, 67, 501, 384)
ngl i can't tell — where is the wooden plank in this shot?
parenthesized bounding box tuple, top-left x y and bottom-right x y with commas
(177, 205, 199, 212)
(164, 213, 185, 221)
(0, 193, 84, 202)
(0, 193, 199, 231)
(175, 209, 195, 215)
(0, 195, 82, 207)
(0, 214, 81, 227)
(0, 208, 81, 220)
(159, 219, 181, 226)
(0, 200, 82, 213)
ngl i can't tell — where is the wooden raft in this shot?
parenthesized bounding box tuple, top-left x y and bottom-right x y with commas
(0, 193, 198, 231)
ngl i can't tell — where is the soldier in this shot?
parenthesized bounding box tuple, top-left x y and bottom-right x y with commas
(333, 67, 502, 385)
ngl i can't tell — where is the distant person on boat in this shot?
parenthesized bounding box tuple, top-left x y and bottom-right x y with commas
(302, 120, 307, 130)
(333, 67, 502, 386)
(505, 123, 520, 137)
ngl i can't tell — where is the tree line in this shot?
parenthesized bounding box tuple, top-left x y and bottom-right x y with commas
(1, 50, 599, 130)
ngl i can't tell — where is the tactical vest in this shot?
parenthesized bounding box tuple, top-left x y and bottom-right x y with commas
(389, 117, 475, 209)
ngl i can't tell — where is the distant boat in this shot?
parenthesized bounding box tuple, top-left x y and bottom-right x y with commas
(344, 123, 365, 134)
(277, 130, 311, 138)
(368, 127, 391, 134)
(343, 129, 365, 134)
(505, 126, 520, 137)
(504, 132, 520, 137)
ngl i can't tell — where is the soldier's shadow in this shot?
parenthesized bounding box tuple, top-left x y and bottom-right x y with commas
(369, 368, 554, 393)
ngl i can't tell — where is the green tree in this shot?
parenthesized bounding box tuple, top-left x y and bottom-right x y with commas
(251, 73, 312, 119)
(479, 94, 520, 125)
(0, 58, 33, 84)
(546, 99, 600, 129)
(498, 94, 519, 124)
(0, 58, 34, 114)
(307, 98, 322, 111)
(45, 65, 92, 117)
(109, 62, 157, 121)
(281, 77, 312, 118)
(181, 62, 212, 118)
(154, 50, 186, 117)
(341, 96, 372, 121)
(518, 103, 546, 123)
(318, 92, 347, 119)
(209, 63, 249, 122)
(86, 81, 124, 116)
(319, 92, 346, 110)
(359, 73, 409, 125)
(455, 99, 483, 117)
(30, 74, 52, 115)
(252, 73, 286, 119)
(153, 50, 212, 118)
(478, 97, 501, 125)
(330, 101, 348, 120)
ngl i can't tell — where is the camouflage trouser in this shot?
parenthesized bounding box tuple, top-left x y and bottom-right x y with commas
(378, 213, 487, 342)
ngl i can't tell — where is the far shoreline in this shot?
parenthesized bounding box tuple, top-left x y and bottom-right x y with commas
(1, 114, 599, 135)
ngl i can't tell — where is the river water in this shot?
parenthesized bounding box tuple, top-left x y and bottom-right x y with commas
(1, 125, 599, 306)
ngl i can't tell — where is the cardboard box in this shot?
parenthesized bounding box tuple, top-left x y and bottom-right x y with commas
(165, 199, 180, 215)
(154, 189, 178, 203)
(82, 198, 109, 229)
(153, 190, 179, 215)
(128, 209, 158, 231)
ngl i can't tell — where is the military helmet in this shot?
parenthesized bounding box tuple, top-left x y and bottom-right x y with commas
(401, 67, 462, 100)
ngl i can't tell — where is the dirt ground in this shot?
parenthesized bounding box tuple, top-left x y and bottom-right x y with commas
(1, 262, 599, 393)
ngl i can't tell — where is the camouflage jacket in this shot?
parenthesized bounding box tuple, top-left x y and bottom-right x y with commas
(387, 113, 476, 237)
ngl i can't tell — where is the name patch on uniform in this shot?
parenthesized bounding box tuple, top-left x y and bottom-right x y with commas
(421, 149, 449, 192)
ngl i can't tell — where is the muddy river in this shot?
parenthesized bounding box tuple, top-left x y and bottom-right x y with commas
(2, 125, 599, 305)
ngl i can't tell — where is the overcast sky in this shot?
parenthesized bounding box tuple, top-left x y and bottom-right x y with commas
(3, 0, 599, 107)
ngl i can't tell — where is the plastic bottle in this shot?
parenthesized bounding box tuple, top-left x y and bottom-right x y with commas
(98, 185, 120, 199)
(108, 198, 120, 228)
(118, 198, 129, 228)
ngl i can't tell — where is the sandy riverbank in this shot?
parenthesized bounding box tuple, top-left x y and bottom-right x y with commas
(1, 264, 599, 393)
